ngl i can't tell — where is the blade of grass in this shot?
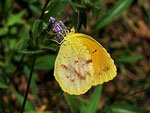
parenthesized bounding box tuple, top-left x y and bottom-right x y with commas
(64, 93, 80, 113)
(84, 85, 102, 113)
(94, 0, 133, 30)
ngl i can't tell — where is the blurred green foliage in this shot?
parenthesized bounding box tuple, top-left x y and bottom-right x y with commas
(0, 0, 150, 113)
(64, 85, 102, 113)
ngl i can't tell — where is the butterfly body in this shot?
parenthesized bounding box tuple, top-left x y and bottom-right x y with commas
(54, 32, 117, 95)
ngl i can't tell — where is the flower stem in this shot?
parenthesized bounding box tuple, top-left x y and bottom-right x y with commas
(40, 0, 51, 19)
(20, 55, 36, 113)
(20, 0, 51, 112)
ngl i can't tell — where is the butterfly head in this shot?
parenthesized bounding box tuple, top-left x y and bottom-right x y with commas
(70, 27, 76, 34)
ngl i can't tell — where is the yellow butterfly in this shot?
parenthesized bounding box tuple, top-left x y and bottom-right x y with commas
(54, 28, 117, 95)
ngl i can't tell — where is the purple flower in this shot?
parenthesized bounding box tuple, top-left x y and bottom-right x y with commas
(49, 17, 68, 41)
(49, 17, 56, 23)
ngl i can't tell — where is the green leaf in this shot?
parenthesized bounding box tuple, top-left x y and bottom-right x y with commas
(43, 0, 69, 22)
(4, 0, 12, 11)
(32, 19, 42, 37)
(80, 103, 87, 113)
(116, 55, 144, 63)
(34, 55, 56, 70)
(83, 85, 102, 113)
(94, 0, 133, 29)
(0, 82, 8, 89)
(70, 2, 86, 12)
(7, 10, 26, 26)
(64, 93, 80, 113)
(10, 39, 17, 49)
(0, 27, 8, 36)
(24, 66, 39, 101)
(93, 0, 103, 19)
(18, 34, 30, 50)
(0, 0, 12, 15)
(0, 61, 5, 67)
(18, 49, 44, 54)
(93, 0, 103, 9)
(39, 44, 57, 51)
(110, 101, 148, 113)
(29, 3, 42, 14)
(10, 27, 17, 34)
(83, 0, 102, 9)
(9, 88, 36, 111)
(103, 105, 112, 113)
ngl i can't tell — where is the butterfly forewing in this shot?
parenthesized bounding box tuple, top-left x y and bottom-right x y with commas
(75, 34, 117, 86)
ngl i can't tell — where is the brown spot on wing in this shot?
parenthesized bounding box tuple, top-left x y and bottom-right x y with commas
(74, 60, 79, 64)
(86, 59, 92, 64)
(92, 49, 97, 53)
(66, 75, 69, 78)
(103, 67, 110, 72)
(73, 68, 85, 80)
(70, 79, 75, 82)
(61, 64, 68, 70)
(66, 75, 75, 82)
(85, 71, 90, 76)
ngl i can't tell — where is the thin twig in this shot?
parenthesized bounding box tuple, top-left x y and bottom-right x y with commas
(20, 55, 36, 113)
(125, 88, 149, 98)
(54, 90, 63, 113)
(20, 0, 52, 112)
(40, 0, 51, 19)
(116, 86, 150, 102)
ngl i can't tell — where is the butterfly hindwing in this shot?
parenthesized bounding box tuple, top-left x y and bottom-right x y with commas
(54, 35, 94, 95)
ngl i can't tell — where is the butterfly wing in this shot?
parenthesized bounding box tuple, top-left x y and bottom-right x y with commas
(75, 34, 117, 86)
(54, 36, 94, 95)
